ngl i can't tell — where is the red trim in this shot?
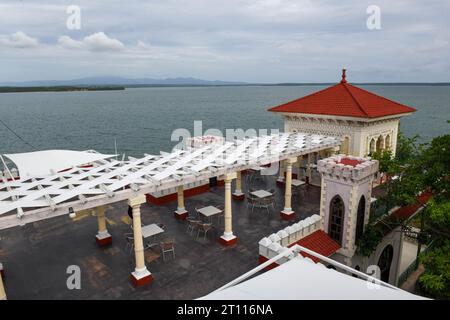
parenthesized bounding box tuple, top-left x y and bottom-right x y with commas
(216, 180, 225, 187)
(174, 211, 188, 220)
(276, 179, 285, 187)
(232, 193, 245, 201)
(95, 235, 112, 246)
(130, 273, 153, 287)
(258, 255, 280, 271)
(280, 211, 295, 220)
(219, 236, 237, 247)
(0, 269, 4, 278)
(146, 183, 210, 205)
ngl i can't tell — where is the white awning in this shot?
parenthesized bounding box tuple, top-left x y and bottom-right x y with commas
(3, 150, 116, 177)
(199, 256, 427, 300)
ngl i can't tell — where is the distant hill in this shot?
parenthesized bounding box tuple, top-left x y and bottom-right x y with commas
(0, 76, 246, 87)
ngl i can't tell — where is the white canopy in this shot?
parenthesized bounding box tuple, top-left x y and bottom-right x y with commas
(200, 256, 426, 300)
(3, 150, 116, 177)
(0, 132, 341, 229)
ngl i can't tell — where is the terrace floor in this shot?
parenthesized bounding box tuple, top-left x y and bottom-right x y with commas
(0, 174, 320, 299)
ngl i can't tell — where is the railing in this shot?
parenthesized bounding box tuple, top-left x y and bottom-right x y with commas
(397, 240, 433, 287)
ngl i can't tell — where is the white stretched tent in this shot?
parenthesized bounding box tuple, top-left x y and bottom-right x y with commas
(3, 150, 116, 177)
(199, 256, 427, 300)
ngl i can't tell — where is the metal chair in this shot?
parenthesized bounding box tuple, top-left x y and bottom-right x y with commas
(246, 194, 258, 212)
(159, 239, 175, 261)
(124, 233, 134, 255)
(197, 222, 213, 239)
(186, 217, 200, 235)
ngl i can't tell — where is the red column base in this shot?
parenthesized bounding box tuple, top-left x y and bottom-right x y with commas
(219, 236, 238, 247)
(276, 179, 285, 187)
(0, 269, 4, 278)
(232, 193, 245, 201)
(95, 235, 112, 246)
(174, 211, 188, 220)
(130, 272, 153, 287)
(258, 255, 280, 271)
(280, 211, 295, 220)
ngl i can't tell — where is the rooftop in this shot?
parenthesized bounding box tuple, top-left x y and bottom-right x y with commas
(268, 70, 417, 119)
(0, 175, 322, 299)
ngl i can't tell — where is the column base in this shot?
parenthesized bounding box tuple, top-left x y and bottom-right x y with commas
(95, 232, 112, 246)
(174, 209, 188, 220)
(280, 210, 295, 220)
(131, 269, 153, 287)
(232, 191, 245, 201)
(219, 234, 238, 247)
(276, 179, 285, 187)
(0, 262, 4, 277)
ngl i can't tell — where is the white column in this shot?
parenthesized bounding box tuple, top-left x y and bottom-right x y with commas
(128, 195, 152, 286)
(281, 157, 296, 219)
(0, 264, 6, 300)
(220, 172, 237, 246)
(174, 185, 188, 218)
(232, 171, 244, 199)
(95, 206, 112, 246)
(277, 160, 285, 183)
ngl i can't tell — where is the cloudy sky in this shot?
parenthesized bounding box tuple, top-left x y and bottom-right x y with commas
(0, 0, 449, 83)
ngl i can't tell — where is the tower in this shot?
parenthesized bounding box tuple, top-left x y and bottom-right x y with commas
(317, 155, 379, 262)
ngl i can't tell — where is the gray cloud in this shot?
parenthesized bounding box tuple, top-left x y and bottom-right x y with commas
(0, 0, 449, 82)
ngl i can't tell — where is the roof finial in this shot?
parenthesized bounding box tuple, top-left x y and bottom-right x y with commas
(341, 68, 347, 83)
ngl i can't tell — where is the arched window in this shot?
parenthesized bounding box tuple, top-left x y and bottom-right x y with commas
(376, 135, 383, 152)
(377, 245, 394, 283)
(328, 195, 345, 245)
(385, 135, 391, 150)
(355, 196, 366, 243)
(369, 139, 376, 155)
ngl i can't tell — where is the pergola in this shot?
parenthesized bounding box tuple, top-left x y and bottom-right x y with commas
(0, 132, 341, 295)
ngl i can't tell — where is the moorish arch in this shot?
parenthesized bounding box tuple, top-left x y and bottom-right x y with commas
(376, 135, 384, 153)
(385, 134, 391, 150)
(328, 195, 345, 246)
(355, 195, 366, 243)
(377, 245, 394, 283)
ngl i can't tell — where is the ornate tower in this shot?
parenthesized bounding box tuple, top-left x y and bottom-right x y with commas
(317, 155, 379, 262)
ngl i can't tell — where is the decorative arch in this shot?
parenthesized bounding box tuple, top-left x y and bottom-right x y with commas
(385, 135, 391, 150)
(376, 135, 384, 152)
(377, 245, 394, 283)
(355, 195, 366, 243)
(328, 195, 345, 245)
(369, 138, 376, 155)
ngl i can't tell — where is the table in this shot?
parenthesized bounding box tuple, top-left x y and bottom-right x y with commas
(251, 190, 273, 199)
(292, 179, 306, 187)
(141, 223, 164, 239)
(197, 206, 222, 218)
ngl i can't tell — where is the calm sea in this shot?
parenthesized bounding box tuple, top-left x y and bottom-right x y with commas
(0, 85, 449, 157)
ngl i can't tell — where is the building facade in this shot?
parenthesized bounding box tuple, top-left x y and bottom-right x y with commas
(269, 70, 416, 157)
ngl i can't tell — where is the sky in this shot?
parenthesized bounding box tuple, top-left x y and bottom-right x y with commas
(0, 0, 449, 83)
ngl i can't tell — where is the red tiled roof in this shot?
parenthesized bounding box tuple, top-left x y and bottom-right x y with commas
(391, 190, 433, 221)
(296, 230, 341, 263)
(268, 70, 416, 119)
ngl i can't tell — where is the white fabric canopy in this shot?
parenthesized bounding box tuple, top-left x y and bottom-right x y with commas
(3, 150, 115, 177)
(200, 256, 427, 300)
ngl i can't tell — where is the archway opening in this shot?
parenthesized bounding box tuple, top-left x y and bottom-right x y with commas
(377, 245, 394, 283)
(328, 195, 345, 245)
(355, 196, 366, 243)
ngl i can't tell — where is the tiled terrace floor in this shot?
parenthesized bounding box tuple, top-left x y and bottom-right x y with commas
(0, 175, 320, 299)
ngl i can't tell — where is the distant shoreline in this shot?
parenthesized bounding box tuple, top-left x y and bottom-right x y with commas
(0, 86, 126, 93)
(1, 82, 449, 93)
